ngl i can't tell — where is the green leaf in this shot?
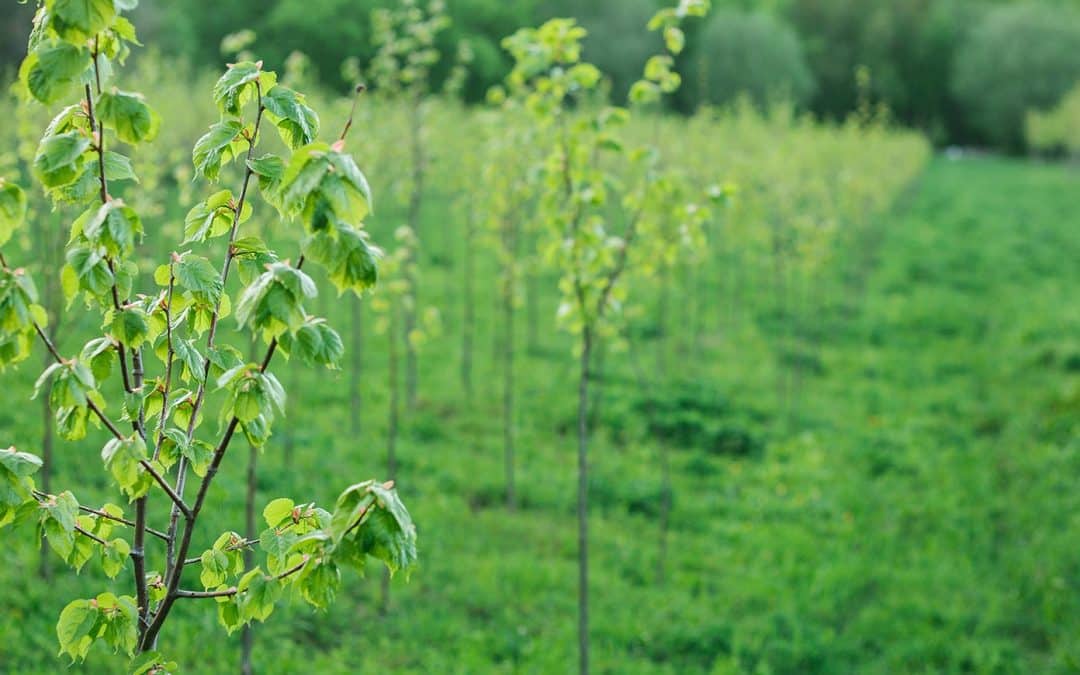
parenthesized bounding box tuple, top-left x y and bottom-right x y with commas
(65, 245, 114, 300)
(80, 337, 114, 382)
(263, 85, 319, 149)
(234, 262, 317, 340)
(330, 481, 376, 543)
(97, 593, 138, 656)
(262, 498, 294, 528)
(0, 447, 44, 478)
(34, 132, 91, 189)
(73, 201, 143, 256)
(56, 598, 100, 663)
(192, 120, 244, 182)
(181, 439, 214, 478)
(279, 317, 344, 368)
(49, 0, 117, 42)
(304, 226, 380, 296)
(102, 151, 138, 183)
(213, 61, 265, 116)
(101, 434, 152, 500)
(19, 40, 89, 104)
(663, 26, 685, 55)
(96, 89, 161, 145)
(247, 154, 285, 201)
(216, 595, 242, 634)
(296, 558, 340, 609)
(110, 306, 149, 349)
(351, 482, 417, 576)
(200, 548, 229, 588)
(175, 255, 223, 300)
(237, 567, 281, 623)
(130, 651, 179, 675)
(101, 537, 130, 579)
(0, 181, 28, 246)
(183, 189, 241, 243)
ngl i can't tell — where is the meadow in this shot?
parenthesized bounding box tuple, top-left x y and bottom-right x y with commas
(0, 4, 1078, 675)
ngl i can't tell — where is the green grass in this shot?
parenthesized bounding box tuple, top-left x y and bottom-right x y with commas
(1, 155, 1078, 674)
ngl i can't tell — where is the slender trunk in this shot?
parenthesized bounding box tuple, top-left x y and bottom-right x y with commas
(771, 219, 788, 425)
(283, 364, 297, 469)
(404, 98, 424, 411)
(589, 341, 605, 430)
(462, 211, 475, 403)
(577, 326, 592, 675)
(382, 303, 400, 616)
(38, 356, 53, 580)
(525, 267, 539, 355)
(656, 267, 670, 374)
(502, 266, 516, 510)
(656, 442, 672, 585)
(240, 441, 258, 675)
(350, 295, 363, 435)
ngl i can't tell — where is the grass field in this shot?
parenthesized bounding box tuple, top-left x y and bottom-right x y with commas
(0, 152, 1076, 674)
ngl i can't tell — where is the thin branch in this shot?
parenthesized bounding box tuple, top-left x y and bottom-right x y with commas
(0, 254, 127, 440)
(165, 81, 267, 583)
(182, 537, 260, 566)
(153, 264, 177, 456)
(339, 84, 366, 142)
(32, 490, 170, 542)
(74, 524, 108, 547)
(173, 559, 308, 599)
(138, 459, 190, 517)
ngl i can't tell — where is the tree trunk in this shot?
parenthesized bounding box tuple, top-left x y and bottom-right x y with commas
(382, 304, 400, 616)
(240, 440, 258, 675)
(283, 362, 297, 469)
(502, 267, 516, 510)
(404, 98, 424, 411)
(350, 295, 363, 435)
(38, 354, 53, 580)
(525, 267, 539, 355)
(656, 442, 672, 585)
(462, 211, 475, 404)
(577, 326, 592, 675)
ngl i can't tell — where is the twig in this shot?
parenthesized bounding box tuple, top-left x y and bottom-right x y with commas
(173, 559, 308, 599)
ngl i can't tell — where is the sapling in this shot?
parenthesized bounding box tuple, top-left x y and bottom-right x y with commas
(474, 95, 538, 509)
(370, 0, 450, 411)
(368, 225, 439, 614)
(0, 3, 416, 672)
(500, 2, 709, 672)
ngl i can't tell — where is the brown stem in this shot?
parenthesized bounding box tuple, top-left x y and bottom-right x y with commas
(166, 83, 267, 581)
(174, 559, 308, 600)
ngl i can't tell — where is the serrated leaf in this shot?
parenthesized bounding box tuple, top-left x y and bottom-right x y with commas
(96, 89, 161, 145)
(304, 226, 380, 296)
(263, 85, 319, 149)
(262, 497, 294, 528)
(56, 598, 100, 662)
(192, 120, 244, 182)
(34, 132, 91, 189)
(49, 0, 116, 42)
(19, 40, 89, 104)
(0, 181, 28, 247)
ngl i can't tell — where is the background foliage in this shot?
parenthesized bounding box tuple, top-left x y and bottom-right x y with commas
(0, 0, 1078, 673)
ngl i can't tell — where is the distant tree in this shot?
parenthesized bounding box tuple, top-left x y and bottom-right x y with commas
(953, 3, 1080, 150)
(681, 9, 815, 111)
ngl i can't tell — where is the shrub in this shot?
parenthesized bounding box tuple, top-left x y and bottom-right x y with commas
(952, 3, 1080, 151)
(680, 9, 815, 111)
(1027, 82, 1080, 157)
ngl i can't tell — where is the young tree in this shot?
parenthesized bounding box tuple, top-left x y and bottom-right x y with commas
(500, 2, 709, 672)
(0, 3, 416, 670)
(368, 225, 439, 615)
(370, 0, 450, 411)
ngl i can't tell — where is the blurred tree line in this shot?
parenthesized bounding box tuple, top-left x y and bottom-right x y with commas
(4, 0, 1080, 150)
